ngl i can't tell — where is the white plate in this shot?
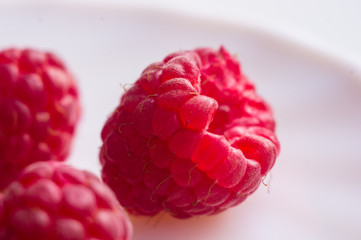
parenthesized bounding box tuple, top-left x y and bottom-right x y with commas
(1, 2, 361, 240)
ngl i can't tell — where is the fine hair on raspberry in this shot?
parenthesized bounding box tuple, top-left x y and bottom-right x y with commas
(100, 46, 280, 218)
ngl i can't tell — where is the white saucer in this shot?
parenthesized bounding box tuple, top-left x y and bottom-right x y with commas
(1, 2, 361, 240)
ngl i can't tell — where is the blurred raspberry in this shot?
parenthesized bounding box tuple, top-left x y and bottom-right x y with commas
(0, 161, 132, 240)
(0, 48, 81, 189)
(100, 46, 280, 218)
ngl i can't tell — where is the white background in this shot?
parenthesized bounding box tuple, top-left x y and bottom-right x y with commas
(122, 0, 361, 64)
(7, 0, 359, 64)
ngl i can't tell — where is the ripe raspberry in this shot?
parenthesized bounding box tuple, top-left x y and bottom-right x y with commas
(100, 46, 280, 218)
(0, 48, 81, 189)
(0, 161, 132, 240)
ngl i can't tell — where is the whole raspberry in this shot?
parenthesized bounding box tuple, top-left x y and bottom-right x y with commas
(0, 161, 132, 240)
(100, 46, 280, 218)
(0, 48, 81, 189)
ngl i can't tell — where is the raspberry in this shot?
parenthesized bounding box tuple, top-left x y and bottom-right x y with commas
(0, 161, 132, 240)
(0, 48, 81, 189)
(100, 46, 280, 218)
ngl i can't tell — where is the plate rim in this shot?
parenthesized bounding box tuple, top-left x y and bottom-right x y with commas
(2, 0, 361, 86)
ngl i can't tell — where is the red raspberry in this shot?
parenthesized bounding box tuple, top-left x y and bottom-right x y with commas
(0, 161, 132, 240)
(100, 46, 280, 218)
(0, 48, 81, 189)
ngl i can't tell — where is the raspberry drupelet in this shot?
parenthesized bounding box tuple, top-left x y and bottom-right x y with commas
(0, 161, 133, 240)
(0, 48, 81, 189)
(100, 46, 280, 218)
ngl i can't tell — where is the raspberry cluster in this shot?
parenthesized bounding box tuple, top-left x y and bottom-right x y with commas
(0, 48, 81, 189)
(0, 161, 132, 240)
(0, 44, 279, 238)
(0, 48, 132, 239)
(100, 46, 280, 218)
